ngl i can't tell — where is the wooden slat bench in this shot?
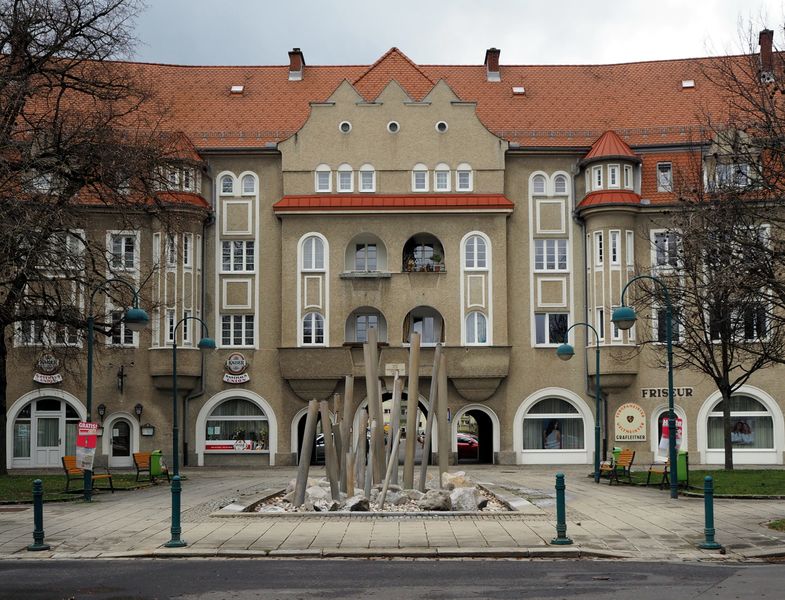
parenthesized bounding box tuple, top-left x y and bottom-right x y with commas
(646, 454, 689, 489)
(599, 448, 635, 485)
(133, 451, 170, 483)
(62, 456, 114, 493)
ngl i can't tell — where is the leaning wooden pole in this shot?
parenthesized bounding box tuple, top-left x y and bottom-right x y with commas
(319, 400, 340, 501)
(368, 327, 386, 482)
(355, 409, 369, 491)
(363, 337, 381, 483)
(389, 372, 403, 485)
(403, 331, 421, 489)
(294, 399, 320, 507)
(438, 351, 449, 486)
(339, 376, 355, 493)
(365, 419, 377, 497)
(378, 427, 403, 510)
(418, 344, 442, 492)
(332, 393, 343, 488)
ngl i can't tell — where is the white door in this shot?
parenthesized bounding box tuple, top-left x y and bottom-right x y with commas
(34, 416, 62, 466)
(109, 419, 133, 468)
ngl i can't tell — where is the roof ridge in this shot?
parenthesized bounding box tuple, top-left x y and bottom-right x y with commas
(352, 47, 436, 101)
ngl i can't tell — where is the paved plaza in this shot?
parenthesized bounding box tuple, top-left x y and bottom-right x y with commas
(1, 465, 784, 562)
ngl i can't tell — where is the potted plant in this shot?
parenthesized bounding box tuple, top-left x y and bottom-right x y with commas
(432, 253, 442, 272)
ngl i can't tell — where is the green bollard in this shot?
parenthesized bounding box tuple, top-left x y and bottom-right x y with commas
(27, 479, 51, 551)
(550, 472, 573, 545)
(165, 475, 187, 548)
(698, 475, 722, 550)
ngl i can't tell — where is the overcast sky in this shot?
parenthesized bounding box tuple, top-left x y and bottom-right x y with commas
(134, 0, 785, 66)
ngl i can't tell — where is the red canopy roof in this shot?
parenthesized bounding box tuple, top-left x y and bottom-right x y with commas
(273, 194, 514, 213)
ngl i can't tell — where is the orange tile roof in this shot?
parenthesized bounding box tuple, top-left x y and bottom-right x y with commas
(352, 48, 435, 101)
(583, 130, 640, 164)
(273, 194, 514, 213)
(576, 190, 641, 210)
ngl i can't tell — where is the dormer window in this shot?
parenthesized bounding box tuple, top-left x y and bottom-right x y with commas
(608, 165, 620, 188)
(624, 165, 634, 189)
(592, 166, 603, 191)
(183, 168, 195, 192)
(657, 163, 673, 192)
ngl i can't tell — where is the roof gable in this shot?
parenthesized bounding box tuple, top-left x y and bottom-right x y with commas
(353, 48, 436, 102)
(582, 130, 639, 164)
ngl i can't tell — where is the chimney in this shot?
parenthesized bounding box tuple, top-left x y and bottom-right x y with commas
(759, 29, 773, 73)
(288, 48, 305, 81)
(484, 47, 501, 82)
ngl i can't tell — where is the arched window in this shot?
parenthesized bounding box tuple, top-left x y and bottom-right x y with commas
(337, 163, 353, 193)
(241, 174, 256, 195)
(403, 233, 444, 272)
(315, 164, 331, 192)
(434, 163, 451, 192)
(403, 306, 444, 345)
(532, 174, 546, 195)
(708, 396, 774, 450)
(456, 163, 473, 192)
(205, 398, 269, 452)
(345, 308, 387, 343)
(302, 236, 325, 271)
(412, 163, 429, 192)
(345, 233, 386, 272)
(302, 312, 325, 345)
(359, 164, 376, 192)
(220, 175, 234, 195)
(554, 174, 568, 194)
(465, 311, 488, 345)
(464, 235, 487, 269)
(523, 398, 584, 450)
(12, 398, 80, 466)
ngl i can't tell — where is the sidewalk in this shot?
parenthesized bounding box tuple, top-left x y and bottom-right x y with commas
(1, 465, 784, 562)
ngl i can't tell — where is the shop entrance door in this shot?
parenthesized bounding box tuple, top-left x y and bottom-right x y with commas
(110, 419, 133, 467)
(34, 416, 62, 466)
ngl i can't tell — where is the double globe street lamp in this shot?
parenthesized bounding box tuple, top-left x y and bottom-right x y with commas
(165, 315, 215, 548)
(556, 323, 603, 483)
(612, 274, 679, 500)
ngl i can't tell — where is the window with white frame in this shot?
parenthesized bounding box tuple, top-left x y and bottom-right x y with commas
(412, 163, 428, 192)
(653, 231, 679, 268)
(714, 162, 750, 189)
(38, 230, 84, 270)
(553, 174, 568, 194)
(302, 236, 325, 271)
(165, 308, 176, 345)
(151, 308, 160, 348)
(608, 164, 620, 188)
(624, 165, 634, 189)
(183, 233, 192, 268)
(610, 230, 620, 266)
(315, 165, 331, 192)
(355, 243, 377, 271)
(456, 163, 473, 191)
(302, 312, 325, 345)
(354, 313, 379, 343)
(222, 240, 255, 272)
(165, 234, 177, 267)
(241, 174, 256, 195)
(625, 231, 635, 266)
(534, 238, 567, 271)
(17, 319, 45, 346)
(532, 174, 546, 195)
(220, 175, 234, 195)
(337, 164, 353, 192)
(182, 309, 192, 345)
(465, 311, 488, 345)
(52, 323, 78, 346)
(594, 231, 604, 267)
(592, 166, 603, 190)
(434, 163, 451, 192)
(152, 232, 161, 267)
(611, 306, 622, 341)
(464, 235, 488, 269)
(656, 307, 680, 343)
(404, 308, 445, 345)
(359, 164, 376, 192)
(595, 307, 605, 341)
(657, 162, 673, 192)
(742, 305, 767, 341)
(523, 397, 585, 450)
(222, 314, 254, 346)
(109, 233, 137, 271)
(535, 312, 569, 345)
(110, 310, 135, 346)
(707, 396, 773, 449)
(182, 168, 195, 192)
(167, 168, 179, 189)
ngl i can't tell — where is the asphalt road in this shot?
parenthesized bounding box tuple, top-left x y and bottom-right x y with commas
(2, 559, 784, 599)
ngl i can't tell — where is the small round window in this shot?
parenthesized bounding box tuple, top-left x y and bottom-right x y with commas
(339, 121, 352, 134)
(435, 121, 448, 133)
(387, 121, 400, 134)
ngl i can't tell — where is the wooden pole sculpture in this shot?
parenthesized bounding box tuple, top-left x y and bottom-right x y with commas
(319, 400, 340, 501)
(294, 399, 319, 507)
(368, 327, 386, 482)
(389, 372, 402, 485)
(378, 427, 403, 510)
(356, 409, 368, 491)
(403, 331, 421, 489)
(438, 351, 449, 486)
(418, 344, 442, 492)
(332, 393, 343, 489)
(363, 332, 381, 483)
(365, 419, 377, 497)
(340, 376, 355, 492)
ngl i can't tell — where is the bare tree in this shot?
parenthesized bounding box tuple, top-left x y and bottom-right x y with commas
(0, 1, 181, 474)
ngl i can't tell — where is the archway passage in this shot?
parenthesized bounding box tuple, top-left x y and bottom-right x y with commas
(296, 414, 324, 466)
(457, 409, 494, 464)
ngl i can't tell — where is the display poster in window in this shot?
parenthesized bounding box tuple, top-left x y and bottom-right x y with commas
(614, 403, 647, 441)
(223, 352, 250, 384)
(33, 353, 64, 384)
(731, 419, 754, 445)
(205, 437, 267, 452)
(658, 416, 683, 451)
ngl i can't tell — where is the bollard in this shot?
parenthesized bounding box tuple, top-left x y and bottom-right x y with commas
(164, 476, 187, 548)
(550, 472, 573, 545)
(27, 479, 50, 551)
(698, 475, 722, 550)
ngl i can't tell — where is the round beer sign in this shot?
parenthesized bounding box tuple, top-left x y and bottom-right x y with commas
(36, 353, 60, 375)
(225, 353, 248, 375)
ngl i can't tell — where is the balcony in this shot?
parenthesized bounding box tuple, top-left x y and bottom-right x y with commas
(149, 348, 202, 391)
(587, 345, 640, 390)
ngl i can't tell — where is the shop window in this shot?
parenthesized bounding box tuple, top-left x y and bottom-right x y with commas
(205, 398, 269, 452)
(523, 397, 584, 450)
(707, 396, 773, 450)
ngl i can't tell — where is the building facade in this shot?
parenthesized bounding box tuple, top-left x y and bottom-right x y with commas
(6, 40, 785, 470)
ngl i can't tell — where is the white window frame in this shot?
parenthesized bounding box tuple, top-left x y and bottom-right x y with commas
(594, 231, 604, 267)
(182, 309, 193, 346)
(337, 164, 353, 193)
(623, 165, 634, 190)
(456, 163, 473, 192)
(611, 305, 623, 342)
(412, 164, 429, 192)
(608, 164, 620, 189)
(165, 234, 177, 268)
(167, 167, 180, 189)
(152, 232, 161, 268)
(220, 174, 234, 195)
(221, 314, 255, 347)
(610, 230, 621, 266)
(657, 162, 673, 192)
(434, 163, 451, 192)
(592, 166, 603, 191)
(354, 242, 378, 272)
(109, 309, 136, 347)
(315, 165, 332, 193)
(534, 239, 568, 272)
(625, 230, 635, 266)
(596, 307, 605, 341)
(359, 164, 376, 192)
(183, 233, 193, 268)
(302, 312, 326, 346)
(301, 236, 325, 271)
(532, 174, 546, 195)
(108, 231, 139, 272)
(553, 174, 568, 195)
(221, 240, 255, 273)
(464, 235, 488, 270)
(182, 168, 195, 192)
(652, 230, 679, 269)
(465, 311, 489, 346)
(165, 308, 176, 345)
(241, 174, 256, 195)
(534, 312, 570, 346)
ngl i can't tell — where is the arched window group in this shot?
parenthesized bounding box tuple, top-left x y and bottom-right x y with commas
(220, 173, 257, 196)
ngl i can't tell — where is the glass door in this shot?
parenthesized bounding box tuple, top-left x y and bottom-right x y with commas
(110, 419, 133, 467)
(34, 416, 62, 466)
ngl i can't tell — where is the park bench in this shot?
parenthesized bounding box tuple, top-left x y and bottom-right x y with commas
(62, 455, 114, 493)
(646, 455, 689, 489)
(599, 448, 635, 485)
(133, 451, 169, 483)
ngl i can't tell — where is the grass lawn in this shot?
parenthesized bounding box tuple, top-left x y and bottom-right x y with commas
(0, 473, 154, 503)
(769, 520, 785, 532)
(630, 468, 785, 496)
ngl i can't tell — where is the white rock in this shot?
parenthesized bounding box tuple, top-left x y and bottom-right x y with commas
(417, 490, 452, 511)
(450, 487, 479, 511)
(305, 486, 329, 501)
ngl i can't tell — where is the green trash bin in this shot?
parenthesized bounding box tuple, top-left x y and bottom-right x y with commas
(150, 450, 165, 477)
(676, 450, 689, 485)
(612, 447, 622, 464)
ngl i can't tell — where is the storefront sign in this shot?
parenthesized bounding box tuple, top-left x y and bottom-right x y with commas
(223, 352, 250, 384)
(33, 353, 63, 384)
(614, 403, 647, 441)
(640, 387, 693, 399)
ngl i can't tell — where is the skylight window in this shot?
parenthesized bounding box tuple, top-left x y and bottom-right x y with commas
(681, 80, 695, 89)
(230, 85, 245, 94)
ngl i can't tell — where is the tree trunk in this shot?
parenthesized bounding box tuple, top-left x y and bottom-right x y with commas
(0, 325, 8, 475)
(721, 387, 734, 470)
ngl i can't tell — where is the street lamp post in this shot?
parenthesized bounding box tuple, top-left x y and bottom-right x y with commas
(85, 280, 149, 502)
(556, 323, 603, 483)
(165, 315, 215, 548)
(612, 274, 679, 499)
